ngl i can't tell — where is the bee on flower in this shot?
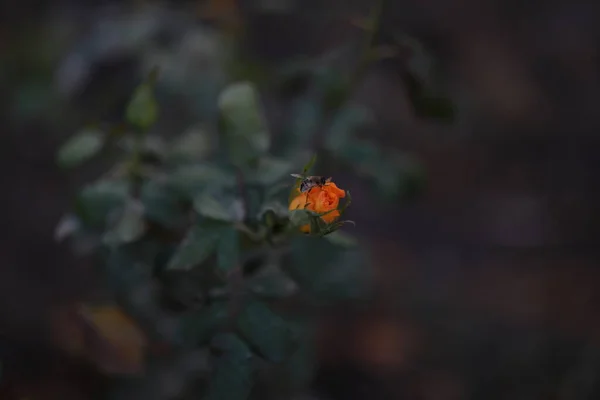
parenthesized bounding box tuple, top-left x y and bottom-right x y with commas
(288, 173, 347, 233)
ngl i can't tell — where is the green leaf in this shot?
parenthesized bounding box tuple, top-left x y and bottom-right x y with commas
(288, 209, 313, 227)
(140, 180, 186, 228)
(285, 99, 321, 151)
(278, 321, 316, 390)
(167, 126, 214, 163)
(237, 300, 297, 363)
(205, 333, 254, 400)
(117, 135, 166, 161)
(261, 209, 277, 229)
(289, 235, 370, 301)
(126, 82, 158, 130)
(309, 215, 325, 235)
(247, 157, 293, 186)
(323, 230, 358, 247)
(168, 165, 236, 200)
(218, 81, 269, 166)
(258, 201, 289, 222)
(340, 139, 380, 166)
(248, 263, 298, 299)
(76, 180, 129, 228)
(57, 128, 104, 168)
(313, 249, 370, 300)
(104, 241, 157, 296)
(265, 182, 293, 202)
(317, 220, 356, 237)
(288, 209, 336, 234)
(244, 186, 263, 223)
(194, 193, 236, 222)
(325, 105, 373, 151)
(288, 235, 341, 288)
(167, 224, 220, 270)
(103, 199, 146, 246)
(180, 302, 229, 346)
(216, 226, 239, 273)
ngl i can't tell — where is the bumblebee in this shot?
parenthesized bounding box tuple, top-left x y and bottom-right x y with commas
(291, 174, 332, 204)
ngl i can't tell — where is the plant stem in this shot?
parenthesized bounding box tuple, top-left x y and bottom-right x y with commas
(236, 167, 250, 220)
(129, 129, 145, 197)
(352, 0, 384, 85)
(225, 264, 245, 327)
(310, 0, 385, 153)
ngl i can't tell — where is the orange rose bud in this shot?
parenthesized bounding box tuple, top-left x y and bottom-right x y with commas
(321, 181, 345, 199)
(289, 180, 346, 233)
(312, 189, 341, 223)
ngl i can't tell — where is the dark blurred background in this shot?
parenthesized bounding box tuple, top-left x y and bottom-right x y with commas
(1, 0, 600, 399)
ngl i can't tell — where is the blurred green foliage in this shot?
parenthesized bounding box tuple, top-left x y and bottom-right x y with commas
(53, 2, 454, 398)
(56, 73, 367, 399)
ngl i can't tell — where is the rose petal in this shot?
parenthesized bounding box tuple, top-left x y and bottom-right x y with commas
(314, 190, 340, 213)
(324, 182, 346, 198)
(289, 194, 306, 210)
(288, 179, 346, 233)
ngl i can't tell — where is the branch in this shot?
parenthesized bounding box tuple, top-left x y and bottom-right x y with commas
(310, 0, 385, 152)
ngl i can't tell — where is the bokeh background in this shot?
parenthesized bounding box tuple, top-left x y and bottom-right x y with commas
(2, 0, 600, 399)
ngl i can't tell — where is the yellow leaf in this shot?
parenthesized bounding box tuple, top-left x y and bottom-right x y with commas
(50, 304, 146, 375)
(78, 304, 147, 375)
